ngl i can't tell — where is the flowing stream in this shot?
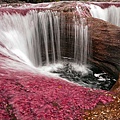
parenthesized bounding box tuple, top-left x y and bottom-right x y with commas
(0, 2, 119, 90)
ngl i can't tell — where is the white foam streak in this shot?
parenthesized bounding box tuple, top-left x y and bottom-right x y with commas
(74, 18, 89, 65)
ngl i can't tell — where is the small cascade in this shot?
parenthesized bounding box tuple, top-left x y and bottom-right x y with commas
(35, 11, 61, 66)
(74, 18, 89, 65)
(90, 4, 120, 26)
(73, 3, 90, 65)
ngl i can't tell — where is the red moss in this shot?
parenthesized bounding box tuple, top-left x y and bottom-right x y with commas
(0, 53, 113, 120)
(0, 2, 118, 119)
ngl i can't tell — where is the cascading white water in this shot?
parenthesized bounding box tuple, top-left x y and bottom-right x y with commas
(0, 9, 89, 68)
(74, 18, 88, 65)
(0, 12, 34, 66)
(0, 2, 117, 90)
(36, 11, 61, 66)
(0, 10, 61, 67)
(74, 3, 90, 66)
(90, 4, 120, 26)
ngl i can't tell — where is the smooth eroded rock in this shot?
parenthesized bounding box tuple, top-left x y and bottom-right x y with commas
(87, 17, 120, 79)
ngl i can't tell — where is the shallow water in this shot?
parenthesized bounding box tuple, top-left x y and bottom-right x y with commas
(51, 63, 116, 90)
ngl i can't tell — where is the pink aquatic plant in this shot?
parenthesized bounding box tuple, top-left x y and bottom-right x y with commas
(0, 53, 113, 120)
(0, 2, 116, 119)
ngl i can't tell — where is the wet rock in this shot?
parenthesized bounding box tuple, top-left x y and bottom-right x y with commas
(87, 17, 120, 79)
(59, 11, 120, 80)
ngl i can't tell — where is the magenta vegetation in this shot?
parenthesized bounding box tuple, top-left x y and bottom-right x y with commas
(0, 54, 113, 120)
(0, 2, 118, 120)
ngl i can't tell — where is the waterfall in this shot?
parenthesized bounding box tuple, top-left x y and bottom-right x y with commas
(0, 5, 90, 69)
(0, 10, 61, 67)
(90, 4, 120, 27)
(74, 3, 89, 65)
(37, 11, 61, 66)
(0, 2, 117, 89)
(74, 18, 89, 65)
